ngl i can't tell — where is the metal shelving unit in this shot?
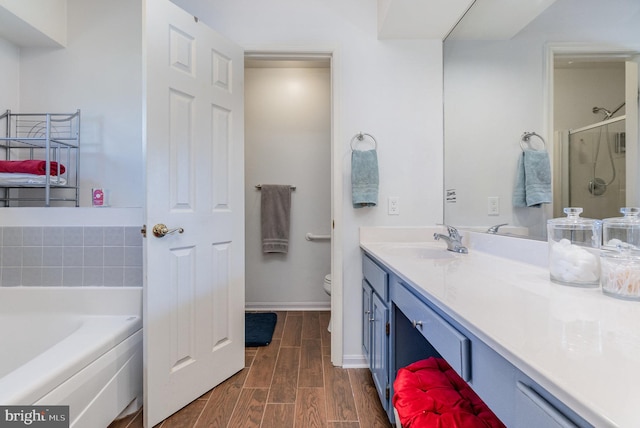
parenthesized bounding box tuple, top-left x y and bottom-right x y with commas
(0, 110, 80, 207)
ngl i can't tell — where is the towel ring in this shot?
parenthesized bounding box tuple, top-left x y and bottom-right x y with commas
(520, 131, 546, 151)
(350, 132, 377, 151)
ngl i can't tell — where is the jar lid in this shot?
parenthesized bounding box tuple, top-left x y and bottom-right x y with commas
(601, 245, 640, 261)
(603, 207, 640, 226)
(547, 207, 601, 229)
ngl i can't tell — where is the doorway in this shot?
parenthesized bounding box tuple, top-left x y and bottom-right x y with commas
(554, 58, 627, 219)
(243, 54, 334, 330)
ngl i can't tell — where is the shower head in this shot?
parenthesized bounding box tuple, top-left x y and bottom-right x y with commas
(592, 106, 612, 119)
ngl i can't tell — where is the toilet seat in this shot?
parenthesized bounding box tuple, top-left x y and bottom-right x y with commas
(323, 274, 332, 294)
(323, 274, 332, 332)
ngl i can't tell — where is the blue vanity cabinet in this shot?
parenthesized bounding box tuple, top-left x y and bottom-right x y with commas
(362, 280, 372, 364)
(362, 249, 594, 428)
(392, 278, 471, 381)
(370, 291, 389, 407)
(464, 328, 517, 423)
(361, 254, 390, 413)
(513, 373, 590, 428)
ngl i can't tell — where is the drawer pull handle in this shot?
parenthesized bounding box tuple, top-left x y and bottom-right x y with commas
(412, 320, 423, 328)
(369, 317, 375, 322)
(365, 310, 371, 315)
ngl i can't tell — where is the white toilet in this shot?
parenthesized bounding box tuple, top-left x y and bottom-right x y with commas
(323, 274, 332, 332)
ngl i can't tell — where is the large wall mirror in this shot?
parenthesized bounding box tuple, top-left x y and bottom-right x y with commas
(444, 0, 640, 240)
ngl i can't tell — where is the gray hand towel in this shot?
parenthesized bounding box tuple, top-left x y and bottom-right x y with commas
(351, 149, 379, 208)
(261, 184, 292, 253)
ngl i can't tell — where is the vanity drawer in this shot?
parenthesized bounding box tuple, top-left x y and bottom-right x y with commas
(393, 281, 470, 381)
(363, 254, 388, 300)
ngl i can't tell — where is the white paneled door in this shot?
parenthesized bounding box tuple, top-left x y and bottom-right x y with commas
(143, 1, 245, 426)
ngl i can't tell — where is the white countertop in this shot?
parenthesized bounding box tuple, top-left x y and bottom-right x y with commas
(360, 227, 640, 428)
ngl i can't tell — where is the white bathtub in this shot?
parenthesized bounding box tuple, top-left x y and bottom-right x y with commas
(0, 287, 143, 428)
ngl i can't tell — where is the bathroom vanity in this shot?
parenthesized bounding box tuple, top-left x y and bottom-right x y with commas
(360, 227, 640, 428)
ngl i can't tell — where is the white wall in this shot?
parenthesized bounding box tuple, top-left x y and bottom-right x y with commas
(0, 37, 19, 110)
(16, 0, 143, 208)
(245, 66, 331, 309)
(172, 0, 444, 363)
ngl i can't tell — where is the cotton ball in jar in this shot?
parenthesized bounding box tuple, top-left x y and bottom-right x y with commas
(550, 239, 599, 285)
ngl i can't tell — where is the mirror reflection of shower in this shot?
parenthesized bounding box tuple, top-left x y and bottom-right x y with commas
(565, 105, 626, 219)
(587, 102, 625, 196)
(554, 56, 631, 221)
(592, 106, 612, 119)
(592, 102, 626, 120)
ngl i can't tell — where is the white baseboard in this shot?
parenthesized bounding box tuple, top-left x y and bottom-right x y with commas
(245, 301, 331, 311)
(341, 354, 368, 368)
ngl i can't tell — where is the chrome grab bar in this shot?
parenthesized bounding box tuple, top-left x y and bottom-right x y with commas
(305, 233, 330, 241)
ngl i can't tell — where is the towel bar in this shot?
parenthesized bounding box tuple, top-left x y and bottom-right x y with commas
(255, 184, 296, 190)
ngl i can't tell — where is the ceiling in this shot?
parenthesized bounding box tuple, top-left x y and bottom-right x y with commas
(0, 6, 63, 47)
(1, 0, 561, 49)
(377, 0, 559, 40)
(377, 0, 475, 39)
(0, 0, 66, 48)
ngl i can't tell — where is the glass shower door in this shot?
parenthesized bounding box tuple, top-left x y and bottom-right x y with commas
(567, 117, 626, 219)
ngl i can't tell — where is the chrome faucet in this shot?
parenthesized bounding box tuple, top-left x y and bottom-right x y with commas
(486, 223, 508, 234)
(433, 225, 468, 254)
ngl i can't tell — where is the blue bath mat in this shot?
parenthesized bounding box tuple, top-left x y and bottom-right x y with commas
(245, 312, 277, 347)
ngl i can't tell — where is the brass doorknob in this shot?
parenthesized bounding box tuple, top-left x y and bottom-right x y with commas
(152, 223, 184, 238)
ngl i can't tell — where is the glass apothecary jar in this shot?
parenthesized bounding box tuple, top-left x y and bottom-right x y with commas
(547, 207, 602, 287)
(601, 248, 640, 300)
(603, 207, 640, 249)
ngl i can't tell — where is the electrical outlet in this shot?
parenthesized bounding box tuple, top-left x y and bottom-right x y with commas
(388, 196, 400, 215)
(488, 196, 499, 216)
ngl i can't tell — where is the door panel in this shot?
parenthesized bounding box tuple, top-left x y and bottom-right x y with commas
(169, 245, 196, 372)
(168, 89, 195, 209)
(143, 1, 245, 426)
(371, 291, 388, 410)
(362, 280, 372, 363)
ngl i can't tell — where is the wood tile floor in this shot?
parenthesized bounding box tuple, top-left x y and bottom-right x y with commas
(109, 311, 393, 428)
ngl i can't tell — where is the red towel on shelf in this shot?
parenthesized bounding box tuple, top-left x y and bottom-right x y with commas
(0, 160, 66, 176)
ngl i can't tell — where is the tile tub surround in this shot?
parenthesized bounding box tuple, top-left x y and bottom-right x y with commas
(360, 227, 640, 428)
(0, 226, 143, 287)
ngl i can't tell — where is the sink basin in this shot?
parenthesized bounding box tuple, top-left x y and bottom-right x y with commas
(380, 243, 456, 260)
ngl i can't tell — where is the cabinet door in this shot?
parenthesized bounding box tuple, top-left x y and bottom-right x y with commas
(371, 291, 389, 410)
(362, 280, 373, 364)
(363, 254, 389, 300)
(514, 382, 579, 428)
